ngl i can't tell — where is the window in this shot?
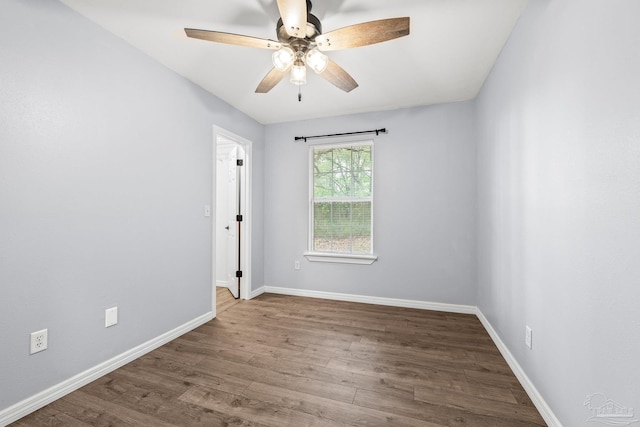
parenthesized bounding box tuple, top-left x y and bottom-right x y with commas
(305, 141, 377, 264)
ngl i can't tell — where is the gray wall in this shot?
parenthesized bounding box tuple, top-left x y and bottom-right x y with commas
(475, 1, 640, 425)
(264, 104, 477, 304)
(0, 0, 264, 410)
(5, 1, 639, 425)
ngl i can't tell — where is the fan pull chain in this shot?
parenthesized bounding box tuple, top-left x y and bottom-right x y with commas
(298, 85, 302, 102)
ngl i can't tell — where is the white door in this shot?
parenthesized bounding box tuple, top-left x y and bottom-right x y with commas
(215, 144, 243, 299)
(215, 146, 229, 290)
(226, 146, 240, 298)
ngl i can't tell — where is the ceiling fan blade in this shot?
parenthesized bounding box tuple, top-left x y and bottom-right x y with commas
(276, 0, 307, 38)
(184, 28, 281, 50)
(319, 59, 358, 92)
(255, 67, 290, 93)
(315, 17, 410, 51)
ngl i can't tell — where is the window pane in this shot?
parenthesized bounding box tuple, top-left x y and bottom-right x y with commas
(313, 202, 332, 251)
(313, 145, 372, 199)
(331, 202, 352, 252)
(311, 143, 373, 255)
(314, 232, 332, 252)
(352, 201, 371, 253)
(352, 234, 371, 253)
(313, 172, 332, 197)
(313, 201, 371, 254)
(333, 148, 352, 171)
(352, 146, 371, 171)
(314, 202, 331, 228)
(332, 170, 352, 197)
(314, 149, 333, 173)
(353, 170, 371, 197)
(352, 201, 371, 226)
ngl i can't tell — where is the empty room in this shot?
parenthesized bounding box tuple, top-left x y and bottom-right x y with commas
(1, 1, 638, 426)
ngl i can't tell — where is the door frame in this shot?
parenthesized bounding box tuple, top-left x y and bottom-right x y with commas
(213, 126, 252, 311)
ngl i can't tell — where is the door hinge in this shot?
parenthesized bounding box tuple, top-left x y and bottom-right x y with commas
(236, 214, 243, 222)
(235, 270, 243, 278)
(237, 159, 243, 166)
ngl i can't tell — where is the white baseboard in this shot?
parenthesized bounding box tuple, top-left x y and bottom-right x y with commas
(476, 309, 562, 427)
(250, 286, 265, 299)
(263, 286, 476, 314)
(0, 311, 214, 427)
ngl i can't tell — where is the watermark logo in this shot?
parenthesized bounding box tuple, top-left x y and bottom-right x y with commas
(584, 393, 638, 426)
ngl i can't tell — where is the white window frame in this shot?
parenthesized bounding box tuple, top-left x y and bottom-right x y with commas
(304, 140, 378, 265)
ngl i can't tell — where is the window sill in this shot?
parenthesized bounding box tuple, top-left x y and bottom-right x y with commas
(303, 252, 378, 265)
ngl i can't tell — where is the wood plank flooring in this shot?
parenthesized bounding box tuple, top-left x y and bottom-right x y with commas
(12, 291, 546, 426)
(216, 286, 240, 314)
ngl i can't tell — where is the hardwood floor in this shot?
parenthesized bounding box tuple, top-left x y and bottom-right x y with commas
(216, 286, 240, 314)
(12, 292, 546, 426)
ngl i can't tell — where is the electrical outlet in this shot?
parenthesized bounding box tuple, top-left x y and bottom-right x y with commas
(30, 329, 48, 354)
(525, 325, 532, 349)
(294, 260, 300, 270)
(105, 306, 118, 328)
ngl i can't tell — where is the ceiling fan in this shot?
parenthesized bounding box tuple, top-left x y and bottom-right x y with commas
(184, 0, 409, 95)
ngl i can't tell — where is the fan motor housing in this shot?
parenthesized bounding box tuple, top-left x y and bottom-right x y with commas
(276, 13, 322, 44)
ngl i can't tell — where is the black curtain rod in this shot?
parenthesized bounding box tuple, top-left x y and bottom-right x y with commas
(295, 128, 387, 142)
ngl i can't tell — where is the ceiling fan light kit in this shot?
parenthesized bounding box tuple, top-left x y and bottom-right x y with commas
(306, 49, 328, 74)
(290, 60, 307, 85)
(184, 0, 409, 96)
(272, 47, 295, 71)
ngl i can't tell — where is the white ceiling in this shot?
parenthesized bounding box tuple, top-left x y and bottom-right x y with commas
(60, 0, 528, 125)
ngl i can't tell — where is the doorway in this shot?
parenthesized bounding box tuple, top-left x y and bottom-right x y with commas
(214, 126, 251, 309)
